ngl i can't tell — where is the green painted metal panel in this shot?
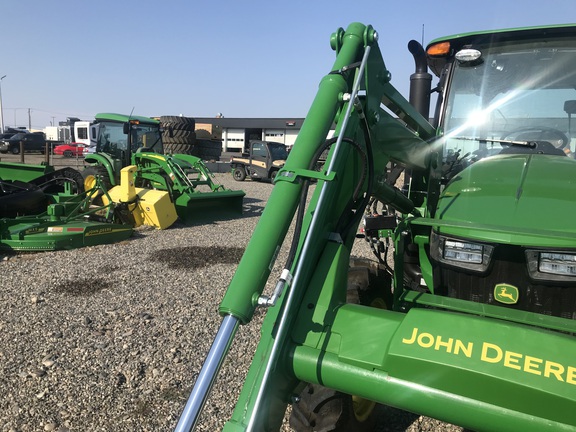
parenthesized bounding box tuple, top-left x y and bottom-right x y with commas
(289, 305, 576, 431)
(0, 161, 54, 182)
(435, 154, 576, 246)
(94, 112, 159, 125)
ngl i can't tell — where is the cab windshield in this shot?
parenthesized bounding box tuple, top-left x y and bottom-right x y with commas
(442, 38, 576, 161)
(268, 142, 289, 160)
(97, 121, 162, 153)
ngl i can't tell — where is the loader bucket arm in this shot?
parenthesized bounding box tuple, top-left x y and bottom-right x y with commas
(177, 23, 576, 432)
(132, 152, 245, 220)
(175, 23, 435, 431)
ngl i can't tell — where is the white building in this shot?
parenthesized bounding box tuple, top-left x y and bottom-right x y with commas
(194, 117, 305, 152)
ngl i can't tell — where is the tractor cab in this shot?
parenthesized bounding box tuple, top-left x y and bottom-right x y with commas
(95, 115, 162, 160)
(91, 113, 163, 183)
(426, 26, 576, 178)
(409, 25, 576, 318)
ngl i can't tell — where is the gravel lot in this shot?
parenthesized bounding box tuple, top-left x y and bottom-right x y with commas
(0, 171, 463, 432)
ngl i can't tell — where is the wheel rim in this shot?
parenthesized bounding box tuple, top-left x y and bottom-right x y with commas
(84, 174, 97, 192)
(352, 396, 376, 422)
(370, 297, 388, 309)
(83, 174, 110, 205)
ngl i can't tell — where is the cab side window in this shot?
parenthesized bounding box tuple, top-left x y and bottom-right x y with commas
(252, 143, 267, 158)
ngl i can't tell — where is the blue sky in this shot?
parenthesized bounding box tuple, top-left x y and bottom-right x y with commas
(1, 0, 575, 130)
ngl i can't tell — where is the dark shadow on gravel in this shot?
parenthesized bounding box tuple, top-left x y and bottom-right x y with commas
(240, 197, 265, 218)
(154, 246, 244, 270)
(54, 277, 113, 296)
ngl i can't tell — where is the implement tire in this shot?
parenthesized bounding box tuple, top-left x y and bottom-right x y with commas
(160, 116, 195, 131)
(289, 258, 390, 431)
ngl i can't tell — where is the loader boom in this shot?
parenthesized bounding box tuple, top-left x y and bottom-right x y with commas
(177, 22, 576, 432)
(176, 23, 433, 431)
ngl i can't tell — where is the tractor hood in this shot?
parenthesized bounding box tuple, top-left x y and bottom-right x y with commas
(435, 154, 576, 246)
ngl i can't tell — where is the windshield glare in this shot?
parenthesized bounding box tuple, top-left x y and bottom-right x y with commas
(97, 122, 161, 153)
(442, 39, 576, 160)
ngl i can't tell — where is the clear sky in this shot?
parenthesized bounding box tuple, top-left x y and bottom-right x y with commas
(1, 0, 575, 130)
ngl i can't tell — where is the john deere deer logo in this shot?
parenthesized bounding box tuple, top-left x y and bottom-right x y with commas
(494, 284, 519, 304)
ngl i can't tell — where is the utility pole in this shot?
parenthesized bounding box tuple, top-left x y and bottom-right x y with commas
(0, 75, 6, 133)
(28, 108, 31, 131)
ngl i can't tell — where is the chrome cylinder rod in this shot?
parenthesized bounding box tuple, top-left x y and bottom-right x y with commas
(174, 314, 240, 432)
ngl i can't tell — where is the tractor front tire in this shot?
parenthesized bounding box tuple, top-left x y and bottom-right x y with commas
(82, 165, 112, 206)
(233, 167, 246, 181)
(289, 258, 389, 431)
(290, 384, 376, 432)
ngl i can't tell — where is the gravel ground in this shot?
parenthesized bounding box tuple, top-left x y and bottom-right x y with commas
(0, 173, 463, 432)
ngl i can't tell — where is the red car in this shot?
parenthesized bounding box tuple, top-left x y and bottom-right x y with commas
(54, 143, 86, 157)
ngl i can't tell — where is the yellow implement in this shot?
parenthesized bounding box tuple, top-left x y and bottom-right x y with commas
(106, 166, 178, 229)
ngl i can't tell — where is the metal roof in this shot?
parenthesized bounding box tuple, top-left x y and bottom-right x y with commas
(194, 117, 305, 129)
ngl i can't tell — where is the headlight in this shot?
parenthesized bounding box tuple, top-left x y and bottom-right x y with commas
(430, 232, 494, 272)
(526, 250, 576, 282)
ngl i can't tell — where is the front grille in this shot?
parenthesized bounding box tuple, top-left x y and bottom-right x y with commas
(432, 244, 576, 319)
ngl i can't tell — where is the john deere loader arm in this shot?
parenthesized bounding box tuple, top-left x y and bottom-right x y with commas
(175, 22, 576, 432)
(174, 22, 436, 432)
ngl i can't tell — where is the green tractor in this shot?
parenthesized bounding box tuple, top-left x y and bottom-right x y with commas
(176, 23, 576, 431)
(83, 113, 244, 222)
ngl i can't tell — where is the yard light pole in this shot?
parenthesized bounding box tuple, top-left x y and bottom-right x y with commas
(0, 75, 6, 133)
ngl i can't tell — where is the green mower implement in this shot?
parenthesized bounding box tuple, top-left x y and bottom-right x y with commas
(176, 23, 576, 432)
(0, 175, 134, 252)
(0, 162, 178, 251)
(0, 161, 57, 183)
(83, 113, 245, 222)
(0, 161, 86, 217)
(0, 209, 133, 252)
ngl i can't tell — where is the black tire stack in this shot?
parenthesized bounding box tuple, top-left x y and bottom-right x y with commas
(193, 138, 223, 161)
(160, 116, 222, 160)
(160, 116, 197, 155)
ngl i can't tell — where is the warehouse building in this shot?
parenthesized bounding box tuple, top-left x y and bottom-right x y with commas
(194, 117, 306, 153)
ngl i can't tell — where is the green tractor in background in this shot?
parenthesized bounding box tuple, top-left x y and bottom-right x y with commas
(175, 23, 576, 432)
(83, 113, 244, 222)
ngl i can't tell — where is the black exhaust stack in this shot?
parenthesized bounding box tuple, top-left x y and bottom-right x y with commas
(408, 40, 432, 120)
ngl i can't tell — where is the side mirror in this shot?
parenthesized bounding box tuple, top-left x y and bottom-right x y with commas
(564, 100, 576, 115)
(123, 123, 130, 134)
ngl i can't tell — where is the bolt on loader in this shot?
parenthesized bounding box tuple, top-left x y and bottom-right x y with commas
(176, 23, 576, 432)
(83, 113, 245, 222)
